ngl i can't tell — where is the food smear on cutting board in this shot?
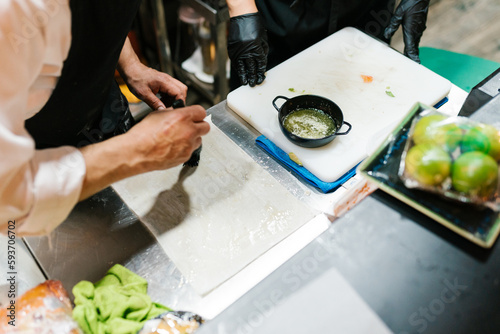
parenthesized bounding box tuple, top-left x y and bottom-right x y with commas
(288, 152, 303, 166)
(288, 87, 306, 93)
(360, 74, 373, 83)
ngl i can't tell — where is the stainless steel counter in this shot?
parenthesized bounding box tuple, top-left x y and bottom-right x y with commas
(23, 99, 345, 317)
(194, 84, 500, 334)
(23, 84, 492, 334)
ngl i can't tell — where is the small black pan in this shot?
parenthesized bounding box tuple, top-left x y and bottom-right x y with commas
(272, 95, 352, 148)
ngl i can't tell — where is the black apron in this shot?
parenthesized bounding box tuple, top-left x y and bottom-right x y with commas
(256, 0, 396, 69)
(25, 0, 142, 149)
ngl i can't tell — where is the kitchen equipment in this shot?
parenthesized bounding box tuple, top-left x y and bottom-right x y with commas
(358, 102, 500, 248)
(226, 27, 451, 183)
(199, 19, 215, 75)
(458, 67, 500, 117)
(272, 94, 352, 148)
(175, 5, 203, 63)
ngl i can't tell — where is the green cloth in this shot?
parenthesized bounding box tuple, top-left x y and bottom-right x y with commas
(73, 264, 171, 334)
(420, 47, 500, 93)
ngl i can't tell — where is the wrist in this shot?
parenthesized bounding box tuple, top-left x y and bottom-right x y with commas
(117, 58, 143, 82)
(227, 0, 258, 17)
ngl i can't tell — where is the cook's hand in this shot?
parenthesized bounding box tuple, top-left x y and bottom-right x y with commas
(122, 62, 187, 110)
(384, 0, 430, 63)
(127, 105, 210, 170)
(78, 105, 209, 201)
(228, 13, 269, 87)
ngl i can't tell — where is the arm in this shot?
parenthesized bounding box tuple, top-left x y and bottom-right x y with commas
(0, 3, 209, 236)
(78, 106, 209, 200)
(117, 37, 187, 110)
(0, 0, 85, 235)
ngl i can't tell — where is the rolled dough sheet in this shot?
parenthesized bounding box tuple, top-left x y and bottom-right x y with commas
(112, 117, 316, 295)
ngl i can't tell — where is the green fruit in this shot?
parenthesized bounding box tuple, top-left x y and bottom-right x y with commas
(452, 151, 499, 198)
(405, 143, 452, 186)
(412, 115, 447, 144)
(461, 124, 500, 161)
(412, 114, 462, 151)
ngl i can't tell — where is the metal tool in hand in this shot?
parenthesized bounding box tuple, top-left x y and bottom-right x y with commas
(171, 99, 202, 167)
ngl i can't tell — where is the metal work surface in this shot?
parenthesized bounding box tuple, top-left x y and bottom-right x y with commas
(197, 192, 500, 334)
(24, 85, 500, 333)
(24, 187, 202, 309)
(23, 100, 337, 317)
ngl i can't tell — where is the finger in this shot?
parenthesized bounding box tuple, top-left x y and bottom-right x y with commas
(256, 73, 266, 85)
(384, 6, 404, 39)
(173, 81, 188, 101)
(185, 105, 208, 122)
(159, 76, 187, 102)
(256, 54, 267, 85)
(193, 119, 211, 136)
(406, 51, 421, 63)
(191, 137, 203, 152)
(402, 28, 422, 63)
(143, 90, 167, 110)
(245, 58, 257, 87)
(403, 43, 421, 63)
(237, 59, 248, 85)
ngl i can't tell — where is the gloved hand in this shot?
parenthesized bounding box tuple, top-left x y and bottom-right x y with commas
(384, 0, 430, 63)
(228, 13, 269, 87)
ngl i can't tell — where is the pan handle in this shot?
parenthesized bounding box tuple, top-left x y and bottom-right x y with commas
(335, 121, 352, 136)
(272, 96, 289, 112)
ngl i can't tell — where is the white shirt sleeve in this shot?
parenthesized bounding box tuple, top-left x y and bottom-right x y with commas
(0, 0, 86, 236)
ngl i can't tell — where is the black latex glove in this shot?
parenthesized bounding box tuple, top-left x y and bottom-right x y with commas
(228, 13, 269, 87)
(384, 0, 430, 63)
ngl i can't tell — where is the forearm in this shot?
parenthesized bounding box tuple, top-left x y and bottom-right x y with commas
(77, 106, 209, 201)
(226, 0, 258, 16)
(78, 134, 144, 201)
(117, 37, 141, 80)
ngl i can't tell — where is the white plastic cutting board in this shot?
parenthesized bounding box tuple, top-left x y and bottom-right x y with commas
(227, 27, 451, 183)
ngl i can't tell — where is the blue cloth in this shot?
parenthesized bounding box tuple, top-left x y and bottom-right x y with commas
(255, 98, 449, 193)
(255, 136, 360, 193)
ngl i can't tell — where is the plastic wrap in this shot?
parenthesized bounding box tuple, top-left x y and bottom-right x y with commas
(0, 280, 82, 334)
(137, 311, 204, 334)
(399, 109, 500, 210)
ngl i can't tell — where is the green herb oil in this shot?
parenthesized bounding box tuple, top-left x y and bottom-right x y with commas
(283, 108, 336, 139)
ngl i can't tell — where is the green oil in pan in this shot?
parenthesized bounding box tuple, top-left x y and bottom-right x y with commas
(283, 108, 337, 139)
